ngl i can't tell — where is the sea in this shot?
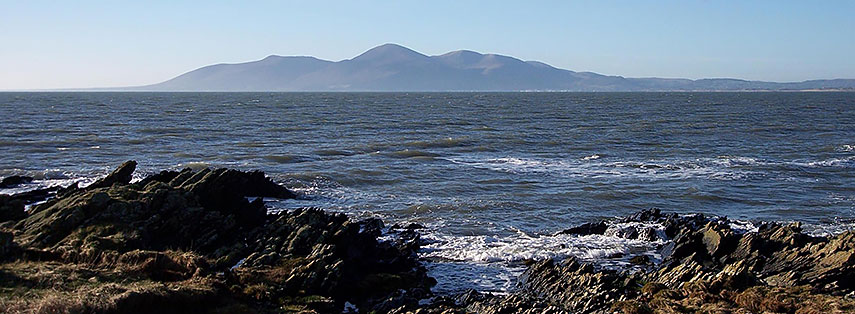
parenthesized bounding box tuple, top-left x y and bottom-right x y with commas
(2, 92, 854, 293)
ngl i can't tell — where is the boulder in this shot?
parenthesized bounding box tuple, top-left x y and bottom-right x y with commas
(557, 221, 607, 236)
(0, 175, 33, 188)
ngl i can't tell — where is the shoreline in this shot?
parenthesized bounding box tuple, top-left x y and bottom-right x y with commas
(1, 162, 854, 313)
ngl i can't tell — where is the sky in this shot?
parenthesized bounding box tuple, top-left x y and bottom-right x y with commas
(1, 1, 854, 90)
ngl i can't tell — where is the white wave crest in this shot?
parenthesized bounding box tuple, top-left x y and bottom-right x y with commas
(443, 153, 854, 183)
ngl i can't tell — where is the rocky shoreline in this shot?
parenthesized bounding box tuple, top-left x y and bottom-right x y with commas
(1, 162, 854, 313)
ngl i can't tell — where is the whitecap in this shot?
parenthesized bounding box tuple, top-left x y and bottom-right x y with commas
(728, 219, 759, 234)
(582, 154, 600, 160)
(420, 220, 666, 293)
(791, 156, 855, 168)
(442, 155, 752, 181)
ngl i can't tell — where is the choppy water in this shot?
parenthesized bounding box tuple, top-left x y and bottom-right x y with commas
(2, 92, 854, 292)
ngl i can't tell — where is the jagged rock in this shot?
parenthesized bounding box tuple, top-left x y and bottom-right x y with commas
(0, 185, 65, 218)
(520, 258, 636, 313)
(88, 160, 137, 189)
(557, 221, 607, 236)
(622, 208, 663, 223)
(385, 289, 569, 314)
(1, 175, 33, 188)
(473, 209, 855, 313)
(605, 223, 661, 241)
(13, 162, 302, 257)
(2, 161, 432, 313)
(164, 167, 295, 199)
(360, 217, 385, 238)
(457, 290, 567, 314)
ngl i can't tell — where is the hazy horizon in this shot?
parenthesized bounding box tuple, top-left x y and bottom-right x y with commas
(2, 1, 855, 90)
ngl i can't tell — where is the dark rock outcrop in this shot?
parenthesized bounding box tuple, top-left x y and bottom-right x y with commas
(1, 161, 433, 313)
(0, 194, 26, 223)
(557, 221, 607, 236)
(1, 175, 33, 188)
(87, 160, 136, 189)
(521, 258, 637, 313)
(474, 209, 855, 313)
(0, 185, 67, 224)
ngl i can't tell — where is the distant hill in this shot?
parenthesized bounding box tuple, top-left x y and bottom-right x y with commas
(136, 43, 855, 92)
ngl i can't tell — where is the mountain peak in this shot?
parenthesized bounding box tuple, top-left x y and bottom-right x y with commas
(442, 50, 483, 56)
(140, 44, 855, 91)
(352, 43, 428, 63)
(436, 50, 485, 68)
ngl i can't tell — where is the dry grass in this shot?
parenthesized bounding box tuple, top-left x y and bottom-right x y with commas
(0, 252, 222, 314)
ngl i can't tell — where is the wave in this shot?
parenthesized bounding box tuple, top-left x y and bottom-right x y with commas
(125, 138, 151, 145)
(444, 156, 749, 181)
(472, 126, 497, 132)
(265, 126, 314, 132)
(0, 139, 87, 148)
(711, 155, 855, 169)
(443, 154, 854, 182)
(418, 215, 828, 293)
(235, 142, 267, 148)
(791, 156, 855, 168)
(314, 149, 357, 157)
(266, 172, 397, 217)
(804, 221, 855, 237)
(419, 220, 667, 293)
(422, 232, 660, 265)
(582, 154, 601, 160)
(137, 127, 193, 134)
(262, 154, 310, 164)
(404, 137, 470, 149)
(386, 149, 440, 159)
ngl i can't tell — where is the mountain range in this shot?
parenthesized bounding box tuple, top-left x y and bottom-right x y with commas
(137, 43, 855, 92)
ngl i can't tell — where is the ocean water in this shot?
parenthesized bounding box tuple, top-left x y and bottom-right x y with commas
(2, 92, 854, 292)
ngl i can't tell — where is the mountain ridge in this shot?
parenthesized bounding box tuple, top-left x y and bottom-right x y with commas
(137, 43, 855, 92)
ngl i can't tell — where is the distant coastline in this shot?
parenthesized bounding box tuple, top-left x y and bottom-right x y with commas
(43, 43, 850, 93)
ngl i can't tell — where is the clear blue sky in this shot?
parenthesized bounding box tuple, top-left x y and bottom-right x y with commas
(2, 1, 853, 89)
